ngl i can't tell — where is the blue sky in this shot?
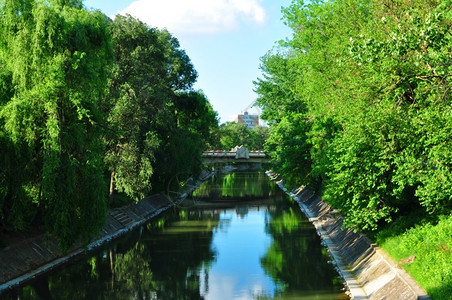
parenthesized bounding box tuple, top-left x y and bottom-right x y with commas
(83, 0, 293, 123)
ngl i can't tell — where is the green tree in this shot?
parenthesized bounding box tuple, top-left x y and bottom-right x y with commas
(148, 31, 216, 193)
(250, 125, 269, 150)
(104, 15, 217, 197)
(0, 2, 218, 250)
(347, 0, 452, 217)
(151, 90, 218, 193)
(255, 50, 312, 186)
(213, 121, 269, 152)
(256, 0, 452, 231)
(0, 0, 112, 249)
(265, 113, 312, 187)
(216, 122, 252, 150)
(103, 15, 167, 202)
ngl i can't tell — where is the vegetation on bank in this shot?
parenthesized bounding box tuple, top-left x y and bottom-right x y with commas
(372, 213, 452, 299)
(0, 0, 218, 250)
(255, 0, 451, 298)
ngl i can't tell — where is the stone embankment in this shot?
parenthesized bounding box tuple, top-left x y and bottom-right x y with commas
(0, 171, 213, 295)
(267, 171, 431, 300)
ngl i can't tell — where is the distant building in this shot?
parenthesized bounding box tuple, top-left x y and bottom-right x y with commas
(237, 112, 259, 129)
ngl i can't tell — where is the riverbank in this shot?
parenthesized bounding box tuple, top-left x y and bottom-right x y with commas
(0, 171, 213, 295)
(267, 171, 431, 300)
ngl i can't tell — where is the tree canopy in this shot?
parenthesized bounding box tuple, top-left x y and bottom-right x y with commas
(0, 0, 113, 249)
(0, 2, 218, 249)
(213, 122, 269, 151)
(255, 0, 452, 231)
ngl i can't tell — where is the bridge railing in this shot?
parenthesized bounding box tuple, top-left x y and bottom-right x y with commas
(202, 151, 236, 158)
(202, 150, 267, 159)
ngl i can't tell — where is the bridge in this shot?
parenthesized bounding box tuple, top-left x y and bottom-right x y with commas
(202, 146, 269, 164)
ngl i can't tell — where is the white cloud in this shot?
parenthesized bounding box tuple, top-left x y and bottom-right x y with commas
(116, 0, 267, 35)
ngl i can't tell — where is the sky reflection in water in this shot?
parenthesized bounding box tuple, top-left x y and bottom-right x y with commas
(201, 209, 275, 300)
(3, 171, 346, 300)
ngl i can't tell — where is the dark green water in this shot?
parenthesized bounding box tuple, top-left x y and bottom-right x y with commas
(4, 170, 347, 299)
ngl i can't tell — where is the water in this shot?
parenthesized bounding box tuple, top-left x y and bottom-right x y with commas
(4, 170, 348, 299)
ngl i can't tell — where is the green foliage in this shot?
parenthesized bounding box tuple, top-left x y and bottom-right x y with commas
(256, 0, 452, 294)
(254, 51, 303, 124)
(256, 0, 452, 231)
(250, 125, 269, 151)
(0, 3, 218, 250)
(323, 103, 406, 230)
(217, 122, 252, 150)
(214, 121, 268, 151)
(104, 15, 218, 200)
(151, 90, 218, 193)
(0, 0, 112, 249)
(103, 15, 166, 201)
(264, 113, 312, 187)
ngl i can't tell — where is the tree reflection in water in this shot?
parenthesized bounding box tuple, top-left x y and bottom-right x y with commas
(193, 171, 278, 200)
(4, 171, 346, 300)
(260, 198, 346, 298)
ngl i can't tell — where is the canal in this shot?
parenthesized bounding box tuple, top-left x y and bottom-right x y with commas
(4, 170, 348, 299)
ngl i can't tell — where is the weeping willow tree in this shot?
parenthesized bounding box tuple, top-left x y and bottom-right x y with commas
(0, 0, 113, 250)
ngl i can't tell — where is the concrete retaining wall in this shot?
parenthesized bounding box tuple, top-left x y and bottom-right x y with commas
(268, 172, 430, 300)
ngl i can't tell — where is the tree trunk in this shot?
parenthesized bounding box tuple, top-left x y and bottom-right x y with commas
(109, 171, 115, 204)
(110, 248, 115, 288)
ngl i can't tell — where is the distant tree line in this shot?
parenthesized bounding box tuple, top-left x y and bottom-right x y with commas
(212, 122, 269, 151)
(0, 0, 218, 250)
(255, 0, 451, 231)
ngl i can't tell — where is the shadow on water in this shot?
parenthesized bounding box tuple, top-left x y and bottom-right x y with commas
(3, 170, 348, 300)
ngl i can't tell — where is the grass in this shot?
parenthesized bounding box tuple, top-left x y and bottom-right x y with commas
(373, 213, 452, 300)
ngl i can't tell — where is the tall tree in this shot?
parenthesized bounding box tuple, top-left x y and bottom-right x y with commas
(256, 0, 452, 231)
(104, 15, 216, 199)
(151, 91, 218, 193)
(0, 0, 113, 249)
(103, 15, 168, 202)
